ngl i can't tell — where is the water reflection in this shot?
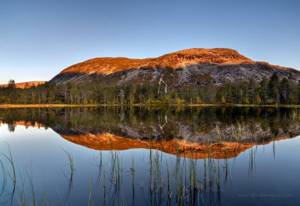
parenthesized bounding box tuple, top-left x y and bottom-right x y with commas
(0, 107, 299, 206)
(1, 107, 300, 159)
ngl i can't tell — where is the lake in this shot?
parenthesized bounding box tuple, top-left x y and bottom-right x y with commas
(0, 107, 300, 206)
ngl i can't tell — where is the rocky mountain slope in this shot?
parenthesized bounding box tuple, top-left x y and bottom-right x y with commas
(50, 48, 300, 86)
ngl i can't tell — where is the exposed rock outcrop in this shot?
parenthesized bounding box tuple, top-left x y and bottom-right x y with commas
(50, 48, 300, 86)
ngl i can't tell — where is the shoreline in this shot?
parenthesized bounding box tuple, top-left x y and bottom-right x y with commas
(1, 103, 300, 108)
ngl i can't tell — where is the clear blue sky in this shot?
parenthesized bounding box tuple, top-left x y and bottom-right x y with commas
(1, 0, 299, 83)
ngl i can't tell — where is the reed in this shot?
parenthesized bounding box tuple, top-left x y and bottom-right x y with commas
(110, 151, 122, 206)
(129, 158, 135, 205)
(248, 147, 257, 175)
(166, 161, 171, 206)
(97, 151, 103, 183)
(62, 149, 75, 205)
(0, 158, 7, 197)
(1, 144, 17, 206)
(63, 150, 75, 181)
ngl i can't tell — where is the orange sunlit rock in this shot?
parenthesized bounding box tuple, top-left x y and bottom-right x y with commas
(59, 48, 254, 75)
(62, 132, 255, 159)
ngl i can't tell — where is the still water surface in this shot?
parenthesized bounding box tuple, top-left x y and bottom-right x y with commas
(0, 107, 300, 206)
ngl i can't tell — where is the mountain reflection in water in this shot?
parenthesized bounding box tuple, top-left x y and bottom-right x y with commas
(1, 107, 299, 159)
(0, 107, 300, 206)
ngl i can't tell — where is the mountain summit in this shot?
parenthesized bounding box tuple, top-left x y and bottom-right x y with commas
(50, 48, 300, 86)
(58, 48, 253, 75)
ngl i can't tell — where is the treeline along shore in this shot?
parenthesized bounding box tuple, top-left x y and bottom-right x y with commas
(1, 73, 300, 106)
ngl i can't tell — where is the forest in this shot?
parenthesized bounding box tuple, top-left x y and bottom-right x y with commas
(0, 73, 300, 105)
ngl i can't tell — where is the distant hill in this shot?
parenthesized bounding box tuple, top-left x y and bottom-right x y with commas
(0, 81, 46, 89)
(50, 48, 300, 86)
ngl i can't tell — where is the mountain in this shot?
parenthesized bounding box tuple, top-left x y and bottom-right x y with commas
(0, 81, 45, 89)
(50, 48, 300, 86)
(2, 48, 299, 105)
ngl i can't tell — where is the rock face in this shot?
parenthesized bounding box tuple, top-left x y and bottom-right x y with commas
(50, 48, 300, 86)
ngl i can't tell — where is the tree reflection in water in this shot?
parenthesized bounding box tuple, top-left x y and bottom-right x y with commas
(0, 107, 299, 205)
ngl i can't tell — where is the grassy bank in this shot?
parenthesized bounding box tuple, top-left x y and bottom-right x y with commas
(0, 104, 100, 108)
(1, 103, 300, 108)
